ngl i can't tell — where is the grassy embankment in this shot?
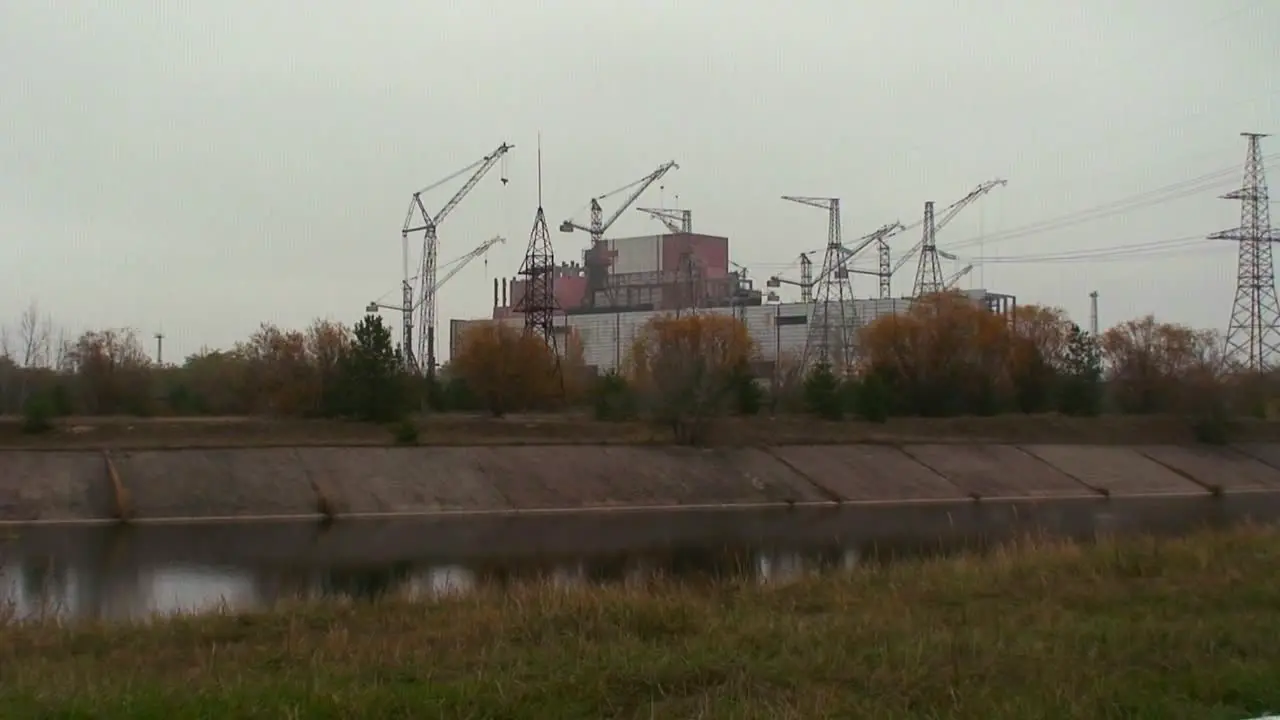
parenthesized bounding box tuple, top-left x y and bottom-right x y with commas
(3, 412, 1280, 448)
(2, 528, 1280, 718)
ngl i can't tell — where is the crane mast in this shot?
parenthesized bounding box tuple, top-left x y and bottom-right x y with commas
(400, 142, 513, 374)
(560, 161, 678, 308)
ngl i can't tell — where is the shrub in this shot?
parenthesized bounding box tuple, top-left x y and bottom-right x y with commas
(803, 363, 844, 420)
(391, 418, 419, 445)
(591, 370, 638, 421)
(21, 392, 54, 434)
(730, 363, 763, 416)
(851, 372, 892, 423)
(625, 313, 755, 445)
(450, 322, 565, 417)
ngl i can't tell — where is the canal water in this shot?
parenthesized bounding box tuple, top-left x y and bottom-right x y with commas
(3, 494, 1279, 622)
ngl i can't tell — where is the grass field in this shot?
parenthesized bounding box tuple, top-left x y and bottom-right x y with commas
(2, 412, 1278, 448)
(2, 527, 1279, 718)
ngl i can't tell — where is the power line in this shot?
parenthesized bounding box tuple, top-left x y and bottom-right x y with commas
(944, 155, 1280, 252)
(742, 156, 1280, 276)
(964, 235, 1220, 264)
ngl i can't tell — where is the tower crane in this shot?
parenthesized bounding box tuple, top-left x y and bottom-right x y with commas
(369, 235, 507, 328)
(807, 222, 906, 292)
(770, 223, 903, 301)
(765, 253, 814, 303)
(560, 161, 678, 307)
(400, 142, 513, 374)
(636, 206, 692, 233)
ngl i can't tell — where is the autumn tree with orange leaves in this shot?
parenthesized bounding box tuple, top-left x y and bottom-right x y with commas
(449, 321, 573, 417)
(1008, 304, 1074, 412)
(625, 312, 755, 444)
(1100, 315, 1224, 415)
(859, 292, 1013, 415)
(856, 291, 1081, 416)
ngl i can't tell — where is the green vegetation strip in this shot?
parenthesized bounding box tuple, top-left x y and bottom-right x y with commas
(4, 529, 1280, 718)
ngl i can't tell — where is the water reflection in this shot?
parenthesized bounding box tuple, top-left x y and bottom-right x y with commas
(0, 494, 1276, 622)
(0, 545, 873, 621)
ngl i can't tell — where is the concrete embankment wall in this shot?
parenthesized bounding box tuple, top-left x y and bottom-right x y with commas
(3, 444, 1280, 523)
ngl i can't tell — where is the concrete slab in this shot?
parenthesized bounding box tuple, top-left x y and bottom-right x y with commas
(902, 444, 1097, 499)
(1022, 445, 1206, 496)
(1137, 445, 1280, 493)
(1233, 444, 1280, 474)
(0, 451, 114, 521)
(297, 448, 512, 515)
(661, 447, 831, 505)
(115, 448, 320, 519)
(477, 446, 623, 509)
(480, 446, 828, 509)
(768, 445, 965, 502)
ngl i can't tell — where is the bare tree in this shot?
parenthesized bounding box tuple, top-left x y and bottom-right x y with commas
(53, 328, 72, 372)
(18, 300, 52, 368)
(0, 322, 10, 360)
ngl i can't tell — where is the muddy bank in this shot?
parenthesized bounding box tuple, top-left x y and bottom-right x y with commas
(2, 444, 1280, 523)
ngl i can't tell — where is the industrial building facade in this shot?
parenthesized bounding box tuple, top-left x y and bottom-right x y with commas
(451, 289, 1010, 374)
(496, 232, 736, 318)
(462, 221, 1015, 373)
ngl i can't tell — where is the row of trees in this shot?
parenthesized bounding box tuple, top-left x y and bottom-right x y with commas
(0, 293, 1267, 434)
(0, 304, 413, 424)
(447, 291, 1263, 437)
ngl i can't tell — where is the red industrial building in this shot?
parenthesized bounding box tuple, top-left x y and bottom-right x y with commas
(496, 231, 751, 317)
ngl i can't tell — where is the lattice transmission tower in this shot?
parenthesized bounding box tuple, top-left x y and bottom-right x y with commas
(1210, 132, 1279, 372)
(515, 138, 560, 354)
(782, 196, 857, 373)
(912, 201, 943, 296)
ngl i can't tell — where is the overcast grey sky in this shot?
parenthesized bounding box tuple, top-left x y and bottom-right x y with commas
(2, 1, 1277, 361)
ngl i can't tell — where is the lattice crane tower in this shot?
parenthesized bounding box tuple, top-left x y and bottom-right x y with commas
(400, 142, 513, 374)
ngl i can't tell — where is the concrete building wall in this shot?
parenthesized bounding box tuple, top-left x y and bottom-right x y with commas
(607, 235, 663, 275)
(660, 233, 730, 277)
(452, 289, 998, 372)
(504, 275, 588, 315)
